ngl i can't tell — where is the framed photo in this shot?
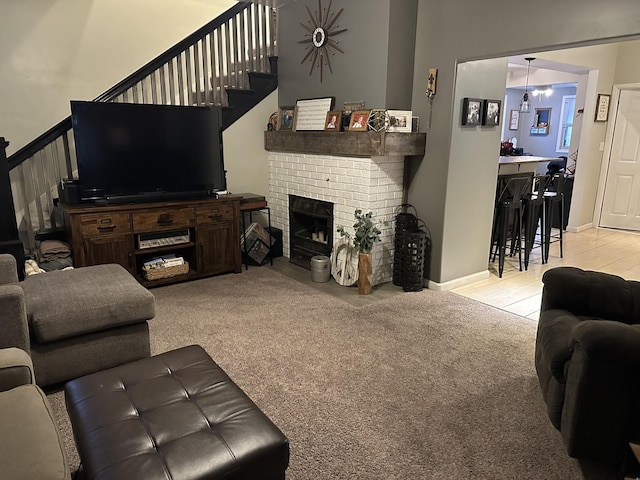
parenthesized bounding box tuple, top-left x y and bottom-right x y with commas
(509, 110, 520, 130)
(388, 110, 412, 132)
(595, 93, 610, 122)
(324, 110, 342, 131)
(348, 110, 370, 131)
(461, 98, 482, 126)
(482, 99, 501, 126)
(343, 101, 365, 113)
(294, 97, 334, 131)
(277, 106, 295, 131)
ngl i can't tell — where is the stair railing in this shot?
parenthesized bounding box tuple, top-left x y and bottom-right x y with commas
(6, 1, 276, 253)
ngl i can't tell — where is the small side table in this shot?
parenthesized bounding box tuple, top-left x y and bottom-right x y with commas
(239, 194, 272, 269)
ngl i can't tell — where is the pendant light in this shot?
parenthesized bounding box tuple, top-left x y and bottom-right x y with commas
(519, 57, 535, 113)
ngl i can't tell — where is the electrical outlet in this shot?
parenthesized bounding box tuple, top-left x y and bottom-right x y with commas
(599, 141, 605, 151)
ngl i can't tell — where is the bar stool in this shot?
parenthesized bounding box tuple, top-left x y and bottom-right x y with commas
(542, 173, 566, 262)
(522, 174, 552, 269)
(490, 174, 532, 277)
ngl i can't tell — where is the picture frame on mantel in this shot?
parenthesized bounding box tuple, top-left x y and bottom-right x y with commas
(324, 110, 342, 131)
(348, 110, 370, 132)
(277, 106, 295, 131)
(388, 110, 412, 133)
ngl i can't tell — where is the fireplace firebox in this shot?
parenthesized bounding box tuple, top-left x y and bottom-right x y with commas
(289, 195, 333, 269)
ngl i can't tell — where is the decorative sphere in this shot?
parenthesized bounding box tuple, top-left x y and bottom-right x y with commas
(367, 109, 390, 132)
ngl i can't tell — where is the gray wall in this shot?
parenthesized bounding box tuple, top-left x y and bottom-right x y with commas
(277, 0, 417, 109)
(408, 0, 640, 285)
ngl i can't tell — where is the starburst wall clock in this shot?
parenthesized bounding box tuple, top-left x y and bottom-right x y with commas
(298, 0, 347, 82)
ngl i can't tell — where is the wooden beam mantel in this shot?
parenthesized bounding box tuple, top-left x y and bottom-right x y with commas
(264, 131, 426, 157)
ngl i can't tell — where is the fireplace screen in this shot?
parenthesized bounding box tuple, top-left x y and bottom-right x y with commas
(289, 195, 334, 269)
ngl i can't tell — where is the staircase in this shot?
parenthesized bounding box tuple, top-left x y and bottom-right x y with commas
(2, 1, 277, 254)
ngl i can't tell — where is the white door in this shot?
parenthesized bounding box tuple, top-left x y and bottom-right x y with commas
(600, 89, 640, 230)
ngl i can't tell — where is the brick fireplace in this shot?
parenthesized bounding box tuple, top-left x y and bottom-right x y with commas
(265, 131, 426, 286)
(267, 152, 405, 285)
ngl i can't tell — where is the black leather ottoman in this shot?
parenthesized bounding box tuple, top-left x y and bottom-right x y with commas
(64, 345, 289, 480)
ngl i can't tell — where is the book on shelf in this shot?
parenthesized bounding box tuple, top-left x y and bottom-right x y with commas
(143, 255, 185, 271)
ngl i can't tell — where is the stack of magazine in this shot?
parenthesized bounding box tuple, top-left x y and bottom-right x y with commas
(143, 254, 185, 272)
(241, 222, 276, 264)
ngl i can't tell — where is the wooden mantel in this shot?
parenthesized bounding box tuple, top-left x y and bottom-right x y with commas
(264, 131, 426, 157)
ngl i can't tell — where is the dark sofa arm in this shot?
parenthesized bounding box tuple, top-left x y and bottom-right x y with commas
(541, 267, 640, 324)
(0, 254, 19, 285)
(0, 347, 34, 391)
(0, 285, 30, 354)
(571, 320, 640, 365)
(561, 320, 640, 459)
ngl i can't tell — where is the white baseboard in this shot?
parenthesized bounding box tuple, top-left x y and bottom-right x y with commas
(427, 270, 490, 291)
(567, 222, 593, 233)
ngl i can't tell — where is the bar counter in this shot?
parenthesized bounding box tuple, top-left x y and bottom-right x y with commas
(498, 155, 562, 174)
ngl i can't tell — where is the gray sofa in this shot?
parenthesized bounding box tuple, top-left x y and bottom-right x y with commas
(535, 266, 640, 463)
(0, 347, 71, 479)
(0, 253, 155, 387)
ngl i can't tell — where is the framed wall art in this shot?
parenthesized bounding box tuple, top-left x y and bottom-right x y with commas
(461, 98, 482, 126)
(482, 99, 501, 126)
(595, 93, 610, 122)
(509, 110, 520, 130)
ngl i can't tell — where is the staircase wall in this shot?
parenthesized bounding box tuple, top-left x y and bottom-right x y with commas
(223, 90, 277, 196)
(0, 0, 236, 156)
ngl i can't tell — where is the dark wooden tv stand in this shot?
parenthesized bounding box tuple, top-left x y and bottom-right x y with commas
(61, 195, 242, 287)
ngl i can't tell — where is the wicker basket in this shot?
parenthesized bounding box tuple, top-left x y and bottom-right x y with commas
(143, 261, 189, 281)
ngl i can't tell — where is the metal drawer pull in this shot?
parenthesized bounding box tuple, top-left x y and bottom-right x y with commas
(96, 225, 116, 232)
(157, 214, 174, 226)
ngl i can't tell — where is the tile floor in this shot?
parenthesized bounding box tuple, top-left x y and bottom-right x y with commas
(451, 226, 640, 320)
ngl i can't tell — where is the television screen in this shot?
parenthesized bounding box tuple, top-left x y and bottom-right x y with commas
(70, 101, 226, 202)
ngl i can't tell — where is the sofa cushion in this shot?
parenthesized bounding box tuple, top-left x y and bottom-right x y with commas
(0, 384, 70, 480)
(21, 264, 155, 343)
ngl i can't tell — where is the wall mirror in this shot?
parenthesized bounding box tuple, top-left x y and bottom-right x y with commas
(531, 107, 551, 135)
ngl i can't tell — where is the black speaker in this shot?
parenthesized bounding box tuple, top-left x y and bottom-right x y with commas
(58, 179, 80, 205)
(265, 227, 283, 258)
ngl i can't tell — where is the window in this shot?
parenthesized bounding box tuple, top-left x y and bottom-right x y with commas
(556, 95, 576, 153)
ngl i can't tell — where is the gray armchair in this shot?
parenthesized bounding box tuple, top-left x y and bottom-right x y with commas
(535, 266, 640, 463)
(0, 347, 71, 479)
(0, 253, 155, 387)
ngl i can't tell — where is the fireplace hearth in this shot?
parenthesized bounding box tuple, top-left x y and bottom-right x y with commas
(289, 195, 333, 269)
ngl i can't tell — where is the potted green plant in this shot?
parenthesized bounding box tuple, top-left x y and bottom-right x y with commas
(336, 209, 386, 294)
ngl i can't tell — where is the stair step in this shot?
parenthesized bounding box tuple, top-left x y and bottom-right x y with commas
(248, 72, 278, 93)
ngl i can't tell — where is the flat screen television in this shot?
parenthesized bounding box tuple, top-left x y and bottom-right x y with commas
(70, 100, 226, 203)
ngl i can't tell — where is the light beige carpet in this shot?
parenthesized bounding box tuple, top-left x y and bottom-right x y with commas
(47, 266, 585, 479)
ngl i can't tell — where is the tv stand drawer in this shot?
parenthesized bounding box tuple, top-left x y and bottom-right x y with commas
(80, 213, 131, 236)
(196, 204, 235, 224)
(132, 207, 195, 233)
